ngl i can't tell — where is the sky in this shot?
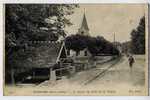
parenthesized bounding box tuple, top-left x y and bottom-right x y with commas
(65, 4, 145, 43)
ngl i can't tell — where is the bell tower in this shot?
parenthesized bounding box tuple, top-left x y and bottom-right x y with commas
(78, 10, 90, 36)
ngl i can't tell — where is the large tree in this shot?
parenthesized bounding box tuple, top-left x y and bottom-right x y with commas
(130, 16, 145, 54)
(5, 4, 78, 43)
(5, 4, 78, 83)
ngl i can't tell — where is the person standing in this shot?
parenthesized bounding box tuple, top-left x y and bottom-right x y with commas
(128, 55, 135, 69)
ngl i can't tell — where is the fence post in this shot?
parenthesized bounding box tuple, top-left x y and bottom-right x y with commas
(49, 68, 56, 81)
(49, 68, 52, 80)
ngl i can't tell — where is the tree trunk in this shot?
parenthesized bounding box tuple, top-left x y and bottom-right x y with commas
(11, 68, 15, 85)
(76, 51, 80, 56)
(67, 49, 70, 56)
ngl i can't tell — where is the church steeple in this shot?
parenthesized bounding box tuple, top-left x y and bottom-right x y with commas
(78, 10, 90, 36)
(81, 13, 89, 31)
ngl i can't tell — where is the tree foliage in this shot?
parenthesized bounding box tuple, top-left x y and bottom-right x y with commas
(65, 34, 119, 56)
(5, 4, 78, 56)
(121, 41, 131, 54)
(5, 4, 78, 83)
(130, 16, 145, 54)
(5, 4, 78, 48)
(65, 34, 87, 55)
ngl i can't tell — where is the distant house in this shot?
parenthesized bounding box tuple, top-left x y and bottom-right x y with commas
(68, 48, 91, 57)
(10, 41, 68, 84)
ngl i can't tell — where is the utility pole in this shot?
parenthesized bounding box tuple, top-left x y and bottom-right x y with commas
(84, 8, 86, 13)
(113, 33, 116, 55)
(114, 33, 116, 47)
(114, 33, 115, 42)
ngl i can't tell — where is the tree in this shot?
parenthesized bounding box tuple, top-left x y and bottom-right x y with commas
(5, 4, 78, 42)
(86, 36, 103, 56)
(65, 34, 87, 55)
(130, 16, 145, 54)
(87, 36, 119, 56)
(65, 34, 119, 56)
(121, 41, 131, 54)
(5, 4, 78, 83)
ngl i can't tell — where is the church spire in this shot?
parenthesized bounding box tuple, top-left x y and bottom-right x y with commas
(78, 9, 90, 36)
(81, 13, 89, 31)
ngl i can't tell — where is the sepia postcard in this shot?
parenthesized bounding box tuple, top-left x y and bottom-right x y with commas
(4, 4, 149, 96)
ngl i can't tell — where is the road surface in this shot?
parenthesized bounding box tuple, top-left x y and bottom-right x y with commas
(85, 55, 145, 88)
(4, 55, 146, 95)
(39, 55, 145, 89)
